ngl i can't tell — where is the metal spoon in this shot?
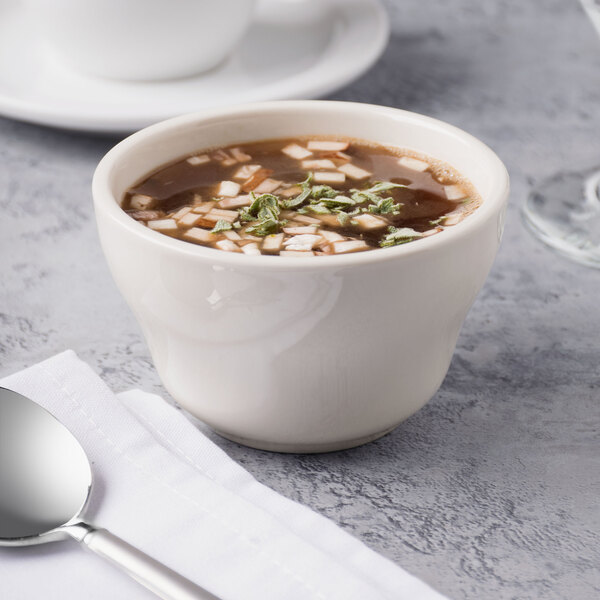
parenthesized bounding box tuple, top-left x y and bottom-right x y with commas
(0, 387, 218, 600)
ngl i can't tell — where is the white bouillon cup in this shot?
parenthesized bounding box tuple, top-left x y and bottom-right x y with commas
(93, 101, 509, 453)
(24, 0, 257, 81)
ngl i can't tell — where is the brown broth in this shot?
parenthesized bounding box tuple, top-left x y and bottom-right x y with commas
(123, 137, 481, 256)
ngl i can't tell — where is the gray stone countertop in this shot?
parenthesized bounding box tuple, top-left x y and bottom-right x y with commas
(1, 1, 599, 598)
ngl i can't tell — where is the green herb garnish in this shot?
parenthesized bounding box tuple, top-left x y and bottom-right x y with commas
(211, 219, 233, 233)
(310, 185, 339, 200)
(283, 172, 361, 214)
(241, 192, 286, 236)
(367, 196, 402, 215)
(304, 203, 332, 214)
(233, 174, 417, 241)
(246, 219, 284, 236)
(380, 226, 423, 248)
(318, 195, 357, 210)
(283, 172, 313, 208)
(336, 212, 350, 226)
(240, 193, 279, 219)
(350, 181, 408, 215)
(363, 182, 410, 195)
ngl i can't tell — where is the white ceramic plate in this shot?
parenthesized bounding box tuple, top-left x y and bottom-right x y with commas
(0, 0, 389, 133)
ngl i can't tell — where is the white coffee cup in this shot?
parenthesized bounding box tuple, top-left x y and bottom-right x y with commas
(93, 101, 509, 452)
(25, 0, 257, 81)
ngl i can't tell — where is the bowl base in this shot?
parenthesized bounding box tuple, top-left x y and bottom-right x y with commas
(212, 425, 397, 454)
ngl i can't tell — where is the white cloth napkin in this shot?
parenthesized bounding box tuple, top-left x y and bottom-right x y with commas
(0, 351, 447, 600)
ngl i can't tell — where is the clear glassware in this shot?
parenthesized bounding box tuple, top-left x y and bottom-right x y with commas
(521, 0, 600, 268)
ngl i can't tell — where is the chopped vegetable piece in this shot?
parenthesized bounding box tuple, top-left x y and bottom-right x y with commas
(422, 228, 442, 237)
(301, 159, 336, 170)
(211, 219, 233, 233)
(380, 226, 423, 248)
(316, 214, 342, 227)
(294, 214, 322, 225)
(307, 140, 350, 151)
(353, 213, 388, 230)
(179, 212, 207, 227)
(281, 143, 312, 159)
(215, 239, 241, 252)
(262, 233, 284, 252)
(218, 181, 241, 197)
(320, 230, 345, 243)
(147, 218, 178, 231)
(241, 242, 261, 255)
(284, 234, 322, 251)
(211, 208, 240, 218)
(184, 227, 215, 243)
(283, 225, 318, 235)
(442, 214, 462, 226)
(213, 149, 237, 166)
(398, 156, 429, 172)
(192, 201, 216, 214)
(128, 210, 162, 220)
(332, 240, 369, 254)
(218, 195, 252, 209)
(171, 206, 193, 220)
(241, 168, 274, 192)
(337, 163, 372, 180)
(230, 147, 252, 162)
(130, 194, 155, 210)
(444, 185, 467, 200)
(186, 154, 210, 166)
(233, 164, 262, 180)
(313, 171, 346, 184)
(203, 210, 238, 223)
(281, 221, 304, 228)
(224, 230, 242, 241)
(335, 151, 352, 161)
(278, 186, 302, 198)
(253, 178, 282, 194)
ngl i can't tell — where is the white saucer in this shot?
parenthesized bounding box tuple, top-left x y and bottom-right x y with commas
(0, 0, 389, 134)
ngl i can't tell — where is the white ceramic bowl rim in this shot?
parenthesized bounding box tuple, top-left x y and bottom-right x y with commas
(93, 100, 509, 270)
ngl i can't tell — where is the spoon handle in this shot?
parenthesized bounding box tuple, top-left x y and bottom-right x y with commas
(81, 527, 219, 600)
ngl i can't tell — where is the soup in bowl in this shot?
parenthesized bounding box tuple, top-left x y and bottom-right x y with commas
(122, 136, 481, 256)
(93, 101, 509, 453)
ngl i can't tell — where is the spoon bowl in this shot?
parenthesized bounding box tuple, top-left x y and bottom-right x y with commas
(0, 388, 91, 543)
(0, 386, 217, 600)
